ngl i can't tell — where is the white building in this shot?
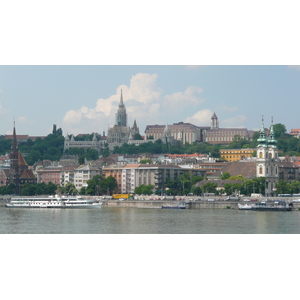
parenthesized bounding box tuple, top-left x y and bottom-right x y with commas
(74, 165, 101, 191)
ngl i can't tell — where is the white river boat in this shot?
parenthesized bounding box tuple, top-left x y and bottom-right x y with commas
(5, 195, 102, 209)
(238, 203, 253, 210)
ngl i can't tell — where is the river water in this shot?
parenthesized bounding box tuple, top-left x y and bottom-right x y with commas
(1, 206, 300, 234)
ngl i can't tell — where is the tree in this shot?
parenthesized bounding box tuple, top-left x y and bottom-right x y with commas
(276, 179, 289, 195)
(134, 133, 143, 140)
(202, 182, 218, 194)
(134, 184, 154, 195)
(59, 182, 78, 195)
(102, 176, 117, 195)
(273, 123, 286, 138)
(86, 175, 103, 195)
(228, 175, 245, 180)
(220, 172, 230, 180)
(78, 155, 85, 165)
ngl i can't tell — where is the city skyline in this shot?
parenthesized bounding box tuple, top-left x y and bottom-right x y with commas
(1, 65, 300, 137)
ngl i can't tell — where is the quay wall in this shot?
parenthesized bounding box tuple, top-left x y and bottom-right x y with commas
(103, 200, 240, 209)
(103, 200, 300, 210)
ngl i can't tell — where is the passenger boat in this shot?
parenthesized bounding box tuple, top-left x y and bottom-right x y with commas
(251, 201, 293, 211)
(238, 201, 293, 211)
(5, 195, 102, 209)
(161, 202, 186, 209)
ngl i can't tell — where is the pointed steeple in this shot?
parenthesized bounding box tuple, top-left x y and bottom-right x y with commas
(115, 89, 127, 127)
(210, 112, 219, 129)
(268, 117, 277, 148)
(257, 115, 268, 147)
(120, 89, 124, 106)
(11, 121, 18, 152)
(7, 122, 20, 193)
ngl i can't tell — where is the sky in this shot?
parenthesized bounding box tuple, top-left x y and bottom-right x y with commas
(1, 65, 300, 137)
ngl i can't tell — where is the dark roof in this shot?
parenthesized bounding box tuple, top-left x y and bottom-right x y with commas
(212, 161, 257, 179)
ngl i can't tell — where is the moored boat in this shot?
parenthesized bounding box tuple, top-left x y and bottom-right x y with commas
(5, 195, 102, 209)
(238, 200, 293, 211)
(238, 203, 253, 210)
(251, 201, 293, 211)
(161, 202, 186, 209)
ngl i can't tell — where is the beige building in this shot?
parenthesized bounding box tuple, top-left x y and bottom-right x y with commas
(145, 122, 205, 144)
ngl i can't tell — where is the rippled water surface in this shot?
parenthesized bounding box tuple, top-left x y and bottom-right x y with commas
(1, 206, 300, 234)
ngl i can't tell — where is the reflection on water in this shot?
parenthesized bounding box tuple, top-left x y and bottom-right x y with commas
(1, 207, 300, 234)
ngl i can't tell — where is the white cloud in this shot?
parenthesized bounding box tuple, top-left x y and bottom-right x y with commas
(288, 65, 300, 71)
(17, 116, 28, 123)
(185, 109, 213, 126)
(216, 103, 238, 113)
(62, 73, 206, 135)
(0, 101, 8, 115)
(184, 65, 203, 70)
(222, 115, 247, 128)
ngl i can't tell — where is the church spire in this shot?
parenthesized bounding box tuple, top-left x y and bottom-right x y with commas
(268, 117, 277, 148)
(120, 89, 124, 106)
(257, 115, 268, 147)
(115, 90, 127, 127)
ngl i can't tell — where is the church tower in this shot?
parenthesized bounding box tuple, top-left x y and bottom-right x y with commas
(210, 113, 219, 129)
(7, 123, 20, 194)
(256, 116, 279, 196)
(115, 89, 127, 127)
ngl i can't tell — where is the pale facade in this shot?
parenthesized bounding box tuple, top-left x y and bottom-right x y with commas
(36, 167, 62, 185)
(64, 133, 106, 153)
(74, 165, 101, 191)
(145, 122, 203, 144)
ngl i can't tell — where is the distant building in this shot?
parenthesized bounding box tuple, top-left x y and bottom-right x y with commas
(145, 113, 253, 146)
(64, 133, 106, 154)
(290, 129, 300, 138)
(220, 148, 256, 162)
(36, 167, 62, 185)
(145, 122, 205, 144)
(202, 113, 252, 145)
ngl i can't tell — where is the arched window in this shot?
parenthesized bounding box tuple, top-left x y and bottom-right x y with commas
(269, 153, 272, 159)
(259, 167, 263, 174)
(259, 152, 263, 158)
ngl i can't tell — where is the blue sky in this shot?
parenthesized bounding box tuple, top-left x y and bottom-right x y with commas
(1, 65, 300, 137)
(1, 1, 300, 138)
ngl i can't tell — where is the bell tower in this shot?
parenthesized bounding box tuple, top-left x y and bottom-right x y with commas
(256, 116, 279, 196)
(7, 122, 20, 194)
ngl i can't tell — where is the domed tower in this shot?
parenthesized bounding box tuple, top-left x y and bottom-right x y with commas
(115, 89, 127, 127)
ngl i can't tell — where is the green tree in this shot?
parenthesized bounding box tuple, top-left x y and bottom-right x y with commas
(220, 172, 231, 180)
(273, 123, 286, 138)
(134, 184, 154, 195)
(86, 175, 103, 195)
(275, 179, 289, 195)
(202, 182, 218, 194)
(102, 176, 117, 195)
